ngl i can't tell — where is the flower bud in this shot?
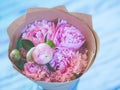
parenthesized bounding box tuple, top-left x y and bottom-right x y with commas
(10, 49, 21, 61)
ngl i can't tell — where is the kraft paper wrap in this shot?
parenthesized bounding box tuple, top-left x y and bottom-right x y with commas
(7, 6, 100, 90)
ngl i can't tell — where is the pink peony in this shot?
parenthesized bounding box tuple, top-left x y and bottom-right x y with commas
(23, 62, 51, 81)
(71, 50, 88, 74)
(50, 47, 74, 73)
(32, 43, 54, 65)
(23, 62, 40, 80)
(53, 19, 85, 50)
(22, 20, 55, 46)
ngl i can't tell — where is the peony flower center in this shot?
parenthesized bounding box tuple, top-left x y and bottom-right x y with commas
(32, 43, 54, 65)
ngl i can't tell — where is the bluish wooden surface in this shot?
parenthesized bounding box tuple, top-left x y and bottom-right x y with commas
(0, 0, 120, 90)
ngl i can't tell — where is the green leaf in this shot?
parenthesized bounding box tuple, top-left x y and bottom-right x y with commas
(73, 73, 82, 78)
(22, 39, 34, 51)
(16, 60, 26, 70)
(46, 40, 55, 48)
(16, 38, 22, 50)
(46, 63, 55, 72)
(44, 34, 48, 42)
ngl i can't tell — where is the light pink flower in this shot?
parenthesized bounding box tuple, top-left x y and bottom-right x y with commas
(32, 43, 54, 65)
(53, 19, 85, 50)
(50, 67, 74, 82)
(23, 62, 40, 80)
(22, 20, 55, 46)
(71, 51, 88, 74)
(23, 62, 50, 81)
(50, 47, 74, 73)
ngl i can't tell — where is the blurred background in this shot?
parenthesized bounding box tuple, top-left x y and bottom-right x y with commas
(0, 0, 120, 90)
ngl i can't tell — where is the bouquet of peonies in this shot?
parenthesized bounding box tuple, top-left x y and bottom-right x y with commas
(7, 6, 99, 90)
